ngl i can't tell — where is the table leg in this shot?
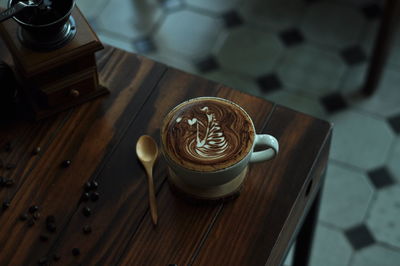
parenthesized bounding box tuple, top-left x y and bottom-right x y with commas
(362, 0, 400, 96)
(291, 184, 323, 266)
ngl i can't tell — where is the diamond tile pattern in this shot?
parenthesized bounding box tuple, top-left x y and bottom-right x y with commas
(320, 92, 348, 113)
(388, 114, 400, 134)
(222, 10, 243, 28)
(387, 139, 400, 183)
(279, 28, 305, 47)
(68, 0, 400, 264)
(368, 167, 396, 190)
(256, 73, 283, 93)
(345, 224, 376, 250)
(341, 45, 367, 66)
(196, 56, 220, 73)
(361, 3, 382, 20)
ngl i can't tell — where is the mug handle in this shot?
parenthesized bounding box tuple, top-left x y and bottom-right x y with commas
(250, 134, 279, 163)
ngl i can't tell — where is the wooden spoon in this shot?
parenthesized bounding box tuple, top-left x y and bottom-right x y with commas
(136, 135, 158, 225)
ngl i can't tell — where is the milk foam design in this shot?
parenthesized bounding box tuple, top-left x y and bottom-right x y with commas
(176, 106, 228, 160)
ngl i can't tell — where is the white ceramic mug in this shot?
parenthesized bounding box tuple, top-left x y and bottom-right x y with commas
(161, 97, 279, 188)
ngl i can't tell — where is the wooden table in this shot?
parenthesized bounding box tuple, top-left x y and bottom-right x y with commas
(0, 41, 332, 265)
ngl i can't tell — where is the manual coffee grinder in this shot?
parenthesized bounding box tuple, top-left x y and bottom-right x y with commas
(0, 0, 108, 119)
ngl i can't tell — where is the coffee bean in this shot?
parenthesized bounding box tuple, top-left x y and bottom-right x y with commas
(84, 182, 91, 192)
(53, 254, 61, 261)
(82, 206, 91, 217)
(32, 147, 41, 155)
(0, 176, 5, 186)
(72, 248, 80, 256)
(4, 178, 15, 187)
(90, 180, 99, 190)
(39, 234, 49, 242)
(37, 257, 48, 265)
(5, 163, 16, 170)
(29, 205, 39, 213)
(81, 192, 90, 201)
(20, 213, 28, 221)
(27, 218, 35, 227)
(2, 200, 10, 210)
(46, 215, 55, 224)
(46, 222, 56, 233)
(61, 160, 71, 168)
(82, 225, 92, 234)
(33, 212, 41, 220)
(90, 192, 100, 202)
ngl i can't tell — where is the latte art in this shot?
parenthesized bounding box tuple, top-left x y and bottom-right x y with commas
(177, 106, 229, 161)
(162, 97, 255, 172)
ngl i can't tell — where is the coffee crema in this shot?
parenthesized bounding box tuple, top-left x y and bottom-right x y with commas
(162, 97, 255, 171)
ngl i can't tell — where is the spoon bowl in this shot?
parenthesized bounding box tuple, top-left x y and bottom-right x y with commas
(136, 135, 158, 163)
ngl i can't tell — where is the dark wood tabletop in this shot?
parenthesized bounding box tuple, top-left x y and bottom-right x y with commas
(0, 40, 332, 266)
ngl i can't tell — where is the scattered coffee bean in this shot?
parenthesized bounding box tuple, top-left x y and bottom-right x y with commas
(4, 178, 15, 187)
(29, 205, 39, 213)
(46, 222, 56, 233)
(2, 200, 10, 210)
(46, 215, 56, 224)
(5, 163, 16, 170)
(84, 182, 91, 192)
(39, 234, 49, 242)
(61, 160, 71, 168)
(53, 254, 61, 261)
(4, 141, 12, 152)
(32, 147, 41, 155)
(90, 192, 100, 202)
(27, 218, 35, 227)
(37, 257, 48, 265)
(33, 212, 41, 220)
(82, 225, 92, 234)
(90, 180, 99, 190)
(81, 192, 90, 201)
(82, 206, 91, 217)
(20, 213, 28, 221)
(72, 248, 80, 256)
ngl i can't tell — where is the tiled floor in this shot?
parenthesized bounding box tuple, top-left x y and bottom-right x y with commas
(29, 0, 400, 264)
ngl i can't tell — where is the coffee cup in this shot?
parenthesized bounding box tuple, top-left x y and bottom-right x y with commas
(161, 97, 279, 188)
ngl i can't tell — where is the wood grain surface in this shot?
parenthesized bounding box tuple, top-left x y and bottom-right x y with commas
(0, 38, 332, 266)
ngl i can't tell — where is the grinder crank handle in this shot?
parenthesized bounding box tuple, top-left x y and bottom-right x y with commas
(0, 0, 42, 23)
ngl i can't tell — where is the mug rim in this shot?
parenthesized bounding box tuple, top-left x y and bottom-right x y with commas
(8, 0, 76, 28)
(161, 96, 256, 173)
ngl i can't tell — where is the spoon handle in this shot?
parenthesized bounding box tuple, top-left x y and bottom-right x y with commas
(145, 166, 158, 225)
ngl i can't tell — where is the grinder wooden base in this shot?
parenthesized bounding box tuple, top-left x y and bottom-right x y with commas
(168, 167, 248, 203)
